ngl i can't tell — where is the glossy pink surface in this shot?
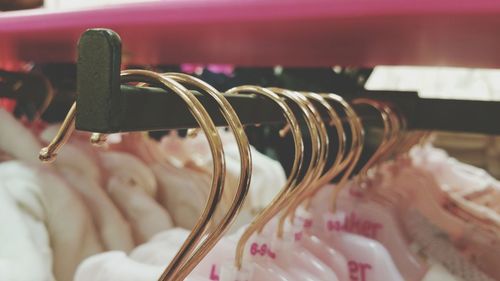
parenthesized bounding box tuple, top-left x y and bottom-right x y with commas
(1, 0, 500, 67)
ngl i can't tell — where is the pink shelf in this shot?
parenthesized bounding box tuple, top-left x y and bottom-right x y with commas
(1, 0, 500, 67)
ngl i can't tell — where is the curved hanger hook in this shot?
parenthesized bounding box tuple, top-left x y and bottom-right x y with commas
(268, 88, 327, 239)
(303, 92, 346, 183)
(39, 102, 75, 162)
(299, 93, 359, 211)
(119, 70, 227, 281)
(319, 93, 361, 178)
(158, 72, 252, 281)
(351, 98, 395, 182)
(385, 105, 410, 157)
(322, 94, 365, 213)
(35, 76, 55, 120)
(121, 71, 228, 281)
(282, 92, 346, 219)
(269, 88, 323, 195)
(376, 103, 406, 165)
(225, 85, 304, 270)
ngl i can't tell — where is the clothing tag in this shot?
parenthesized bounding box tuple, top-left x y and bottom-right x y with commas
(247, 233, 276, 261)
(295, 206, 314, 230)
(280, 222, 303, 244)
(323, 211, 347, 235)
(322, 211, 384, 239)
(209, 264, 221, 281)
(271, 235, 293, 263)
(220, 263, 253, 281)
(348, 260, 373, 281)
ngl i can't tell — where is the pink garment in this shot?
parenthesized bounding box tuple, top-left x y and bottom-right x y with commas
(333, 187, 428, 280)
(292, 210, 350, 281)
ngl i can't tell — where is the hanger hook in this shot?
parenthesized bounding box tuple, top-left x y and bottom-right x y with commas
(158, 72, 252, 281)
(351, 98, 395, 182)
(324, 95, 365, 213)
(118, 69, 226, 281)
(225, 85, 304, 270)
(39, 102, 76, 163)
(282, 92, 346, 220)
(266, 88, 325, 240)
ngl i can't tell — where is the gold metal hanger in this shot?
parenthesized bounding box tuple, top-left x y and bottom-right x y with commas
(224, 85, 304, 270)
(329, 98, 396, 210)
(267, 88, 326, 239)
(279, 93, 361, 214)
(34, 76, 55, 121)
(325, 96, 365, 213)
(158, 72, 252, 281)
(298, 93, 360, 211)
(39, 70, 226, 281)
(39, 102, 75, 162)
(318, 94, 363, 183)
(351, 99, 394, 182)
(268, 88, 323, 195)
(281, 92, 346, 221)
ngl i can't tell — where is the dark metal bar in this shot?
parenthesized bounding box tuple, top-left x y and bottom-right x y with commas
(414, 98, 500, 135)
(119, 85, 283, 131)
(75, 28, 500, 135)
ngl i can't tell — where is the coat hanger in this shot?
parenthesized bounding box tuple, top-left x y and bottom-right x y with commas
(269, 89, 338, 281)
(277, 91, 351, 281)
(349, 98, 393, 185)
(287, 92, 362, 215)
(328, 96, 365, 213)
(39, 69, 227, 281)
(156, 72, 252, 281)
(281, 92, 346, 223)
(98, 70, 247, 281)
(223, 85, 304, 274)
(267, 88, 325, 239)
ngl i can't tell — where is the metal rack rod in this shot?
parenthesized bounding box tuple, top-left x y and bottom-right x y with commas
(75, 29, 500, 135)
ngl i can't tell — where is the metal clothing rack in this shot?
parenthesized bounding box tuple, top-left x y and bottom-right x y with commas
(75, 29, 500, 135)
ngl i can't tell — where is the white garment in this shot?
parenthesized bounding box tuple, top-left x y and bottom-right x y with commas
(74, 251, 163, 281)
(0, 181, 54, 281)
(100, 151, 174, 244)
(129, 228, 189, 265)
(0, 161, 102, 281)
(152, 162, 211, 230)
(108, 133, 211, 230)
(159, 130, 286, 231)
(159, 131, 249, 230)
(75, 229, 200, 281)
(40, 127, 135, 252)
(169, 129, 287, 212)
